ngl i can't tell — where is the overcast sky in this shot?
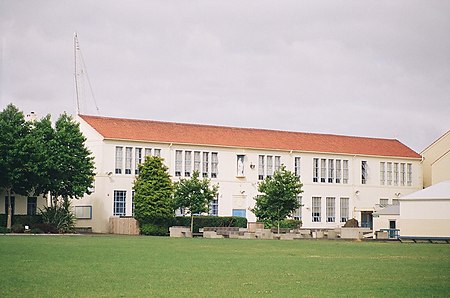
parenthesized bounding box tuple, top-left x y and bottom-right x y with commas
(1, 0, 449, 153)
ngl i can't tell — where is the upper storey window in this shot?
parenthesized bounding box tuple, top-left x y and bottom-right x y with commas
(313, 158, 348, 184)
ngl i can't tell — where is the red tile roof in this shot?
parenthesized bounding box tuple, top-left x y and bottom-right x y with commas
(79, 115, 421, 159)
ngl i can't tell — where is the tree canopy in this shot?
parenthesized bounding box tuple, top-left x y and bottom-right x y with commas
(0, 104, 95, 228)
(252, 165, 303, 233)
(173, 170, 219, 233)
(133, 156, 174, 224)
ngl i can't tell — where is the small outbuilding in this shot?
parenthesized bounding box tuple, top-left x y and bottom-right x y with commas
(373, 181, 450, 238)
(398, 180, 450, 237)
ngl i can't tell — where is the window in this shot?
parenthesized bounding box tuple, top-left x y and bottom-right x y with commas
(113, 190, 126, 216)
(380, 162, 386, 185)
(320, 159, 326, 182)
(27, 197, 37, 215)
(328, 159, 334, 183)
(194, 151, 201, 172)
(209, 195, 218, 216)
(343, 160, 349, 184)
(274, 156, 281, 172)
(294, 157, 301, 177)
(258, 155, 265, 180)
(267, 156, 273, 178)
(175, 150, 182, 177)
(392, 199, 399, 205)
(185, 151, 192, 177)
(400, 163, 406, 186)
(153, 149, 161, 157)
(115, 146, 123, 174)
(407, 163, 412, 186)
(75, 206, 92, 219)
(313, 158, 319, 182)
(144, 148, 152, 157)
(202, 152, 209, 177)
(312, 197, 321, 222)
(393, 163, 399, 186)
(135, 148, 142, 174)
(292, 196, 302, 220)
(232, 209, 246, 218)
(386, 162, 392, 185)
(125, 147, 132, 174)
(211, 152, 218, 178)
(340, 198, 349, 222)
(335, 159, 342, 183)
(236, 155, 245, 177)
(326, 197, 335, 222)
(379, 198, 389, 207)
(361, 161, 367, 184)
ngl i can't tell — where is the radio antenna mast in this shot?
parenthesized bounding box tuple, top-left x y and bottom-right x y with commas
(73, 32, 100, 115)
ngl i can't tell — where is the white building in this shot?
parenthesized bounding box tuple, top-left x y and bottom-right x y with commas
(70, 115, 422, 233)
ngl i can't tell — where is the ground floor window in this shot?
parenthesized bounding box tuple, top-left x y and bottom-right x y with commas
(75, 206, 92, 219)
(232, 209, 246, 218)
(209, 196, 219, 216)
(326, 197, 335, 222)
(27, 197, 37, 215)
(340, 198, 349, 222)
(113, 190, 126, 216)
(312, 197, 321, 222)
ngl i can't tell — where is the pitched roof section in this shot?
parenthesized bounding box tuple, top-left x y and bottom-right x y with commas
(79, 115, 421, 159)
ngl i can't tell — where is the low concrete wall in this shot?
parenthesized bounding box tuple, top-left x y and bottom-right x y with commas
(340, 228, 371, 239)
(169, 226, 191, 238)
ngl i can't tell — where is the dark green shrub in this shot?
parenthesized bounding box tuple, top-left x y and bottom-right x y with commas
(0, 226, 11, 234)
(140, 223, 169, 236)
(263, 219, 302, 230)
(0, 214, 6, 227)
(30, 227, 44, 234)
(14, 215, 43, 225)
(11, 223, 25, 233)
(40, 204, 75, 233)
(30, 223, 58, 234)
(173, 216, 247, 233)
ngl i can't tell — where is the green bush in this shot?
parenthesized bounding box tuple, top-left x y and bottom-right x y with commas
(40, 204, 75, 233)
(263, 219, 302, 230)
(173, 216, 247, 233)
(30, 223, 58, 234)
(30, 227, 44, 234)
(11, 223, 25, 233)
(140, 223, 169, 236)
(14, 215, 43, 225)
(0, 226, 11, 234)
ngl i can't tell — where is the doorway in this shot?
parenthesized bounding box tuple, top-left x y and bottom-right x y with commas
(361, 211, 373, 229)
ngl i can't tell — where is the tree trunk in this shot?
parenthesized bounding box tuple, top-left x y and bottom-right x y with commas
(190, 215, 194, 237)
(6, 188, 12, 229)
(277, 208, 280, 235)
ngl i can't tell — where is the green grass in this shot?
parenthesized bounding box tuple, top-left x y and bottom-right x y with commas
(0, 236, 449, 297)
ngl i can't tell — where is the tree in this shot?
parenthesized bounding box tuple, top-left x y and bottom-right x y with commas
(252, 165, 303, 234)
(173, 171, 219, 233)
(45, 113, 95, 204)
(0, 104, 34, 228)
(133, 156, 174, 225)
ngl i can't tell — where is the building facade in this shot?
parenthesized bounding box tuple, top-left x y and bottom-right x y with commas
(71, 115, 422, 233)
(421, 130, 450, 188)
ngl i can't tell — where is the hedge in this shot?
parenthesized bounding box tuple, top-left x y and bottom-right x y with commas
(0, 214, 43, 227)
(138, 216, 248, 235)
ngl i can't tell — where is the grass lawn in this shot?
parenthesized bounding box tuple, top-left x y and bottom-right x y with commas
(0, 235, 449, 297)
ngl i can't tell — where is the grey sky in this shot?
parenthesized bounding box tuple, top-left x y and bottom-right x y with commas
(1, 0, 449, 153)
